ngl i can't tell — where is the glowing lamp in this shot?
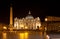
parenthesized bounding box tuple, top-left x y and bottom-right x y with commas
(3, 26, 7, 29)
(25, 26, 28, 29)
(45, 18, 47, 21)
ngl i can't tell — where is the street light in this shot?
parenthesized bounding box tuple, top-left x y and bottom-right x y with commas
(45, 18, 47, 21)
(45, 18, 48, 31)
(25, 26, 28, 29)
(3, 26, 7, 29)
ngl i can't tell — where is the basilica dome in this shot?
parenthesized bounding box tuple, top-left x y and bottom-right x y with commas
(26, 15, 34, 19)
(25, 11, 34, 19)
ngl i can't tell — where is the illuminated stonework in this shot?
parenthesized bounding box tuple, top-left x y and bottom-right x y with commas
(14, 11, 41, 30)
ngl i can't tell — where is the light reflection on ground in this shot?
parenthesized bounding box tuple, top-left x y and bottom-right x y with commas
(18, 32, 28, 39)
(0, 31, 60, 39)
(2, 32, 7, 39)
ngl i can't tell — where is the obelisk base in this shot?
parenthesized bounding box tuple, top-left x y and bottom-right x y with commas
(9, 24, 13, 32)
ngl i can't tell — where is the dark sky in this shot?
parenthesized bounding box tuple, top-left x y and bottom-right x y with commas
(0, 0, 59, 24)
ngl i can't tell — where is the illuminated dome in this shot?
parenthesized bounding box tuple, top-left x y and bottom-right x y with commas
(26, 15, 34, 19)
(26, 11, 34, 19)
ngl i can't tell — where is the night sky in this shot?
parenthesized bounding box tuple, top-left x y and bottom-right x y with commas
(0, 0, 59, 24)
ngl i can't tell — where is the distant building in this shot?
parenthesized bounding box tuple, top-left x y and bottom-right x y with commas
(14, 11, 41, 30)
(45, 16, 60, 21)
(44, 16, 60, 31)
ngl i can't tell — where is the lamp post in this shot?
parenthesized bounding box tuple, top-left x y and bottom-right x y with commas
(45, 18, 47, 21)
(44, 18, 47, 39)
(3, 26, 7, 30)
(45, 18, 47, 31)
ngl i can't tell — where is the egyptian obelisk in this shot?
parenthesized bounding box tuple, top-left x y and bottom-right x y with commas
(9, 4, 13, 31)
(10, 4, 13, 25)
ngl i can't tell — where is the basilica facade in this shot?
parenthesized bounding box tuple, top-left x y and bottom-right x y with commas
(14, 11, 41, 30)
